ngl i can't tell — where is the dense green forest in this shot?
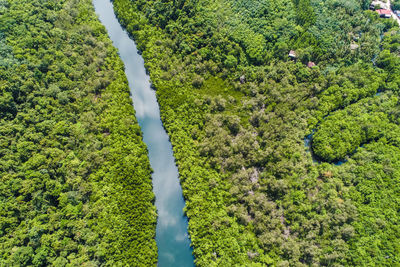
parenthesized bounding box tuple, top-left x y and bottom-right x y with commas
(112, 0, 400, 265)
(0, 0, 157, 265)
(2, 0, 400, 265)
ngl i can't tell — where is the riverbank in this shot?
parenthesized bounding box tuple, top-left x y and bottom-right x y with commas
(108, 0, 400, 265)
(0, 0, 156, 265)
(92, 0, 194, 265)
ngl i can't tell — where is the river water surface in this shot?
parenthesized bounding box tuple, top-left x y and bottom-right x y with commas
(93, 1, 194, 265)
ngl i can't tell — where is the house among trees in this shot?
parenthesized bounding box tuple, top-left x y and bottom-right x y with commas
(288, 50, 297, 59)
(239, 75, 246, 84)
(376, 9, 392, 18)
(350, 43, 359, 50)
(307, 61, 316, 68)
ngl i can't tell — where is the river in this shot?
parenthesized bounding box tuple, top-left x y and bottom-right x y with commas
(92, 0, 195, 266)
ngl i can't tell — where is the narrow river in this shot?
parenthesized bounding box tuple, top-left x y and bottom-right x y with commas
(93, 1, 195, 266)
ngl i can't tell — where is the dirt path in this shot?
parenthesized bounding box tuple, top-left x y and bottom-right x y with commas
(388, 0, 400, 25)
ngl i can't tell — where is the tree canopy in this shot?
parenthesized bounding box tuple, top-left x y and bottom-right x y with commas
(112, 0, 400, 265)
(0, 0, 156, 265)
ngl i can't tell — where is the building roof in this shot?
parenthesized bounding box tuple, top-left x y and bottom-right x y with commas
(288, 50, 297, 58)
(307, 61, 316, 68)
(376, 9, 391, 15)
(239, 75, 246, 84)
(350, 43, 359, 50)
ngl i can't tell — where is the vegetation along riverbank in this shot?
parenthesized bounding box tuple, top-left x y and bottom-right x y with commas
(1, 0, 400, 265)
(0, 0, 156, 265)
(113, 0, 400, 265)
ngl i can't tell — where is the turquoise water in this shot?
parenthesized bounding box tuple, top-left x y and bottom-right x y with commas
(93, 1, 194, 266)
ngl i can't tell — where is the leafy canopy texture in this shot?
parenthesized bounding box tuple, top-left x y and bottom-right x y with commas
(0, 0, 156, 265)
(113, 0, 400, 265)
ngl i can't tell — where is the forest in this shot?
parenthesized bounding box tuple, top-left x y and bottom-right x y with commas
(2, 0, 400, 266)
(112, 0, 400, 265)
(0, 0, 157, 265)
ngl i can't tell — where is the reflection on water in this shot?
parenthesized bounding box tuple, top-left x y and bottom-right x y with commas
(93, 0, 194, 266)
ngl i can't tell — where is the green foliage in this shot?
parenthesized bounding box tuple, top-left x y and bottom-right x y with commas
(2, 0, 399, 264)
(112, 0, 400, 264)
(0, 0, 156, 265)
(294, 0, 316, 28)
(338, 141, 400, 265)
(392, 0, 400, 10)
(313, 94, 400, 162)
(224, 55, 238, 69)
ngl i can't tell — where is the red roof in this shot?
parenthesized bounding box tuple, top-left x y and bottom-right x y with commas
(376, 9, 391, 15)
(307, 61, 316, 68)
